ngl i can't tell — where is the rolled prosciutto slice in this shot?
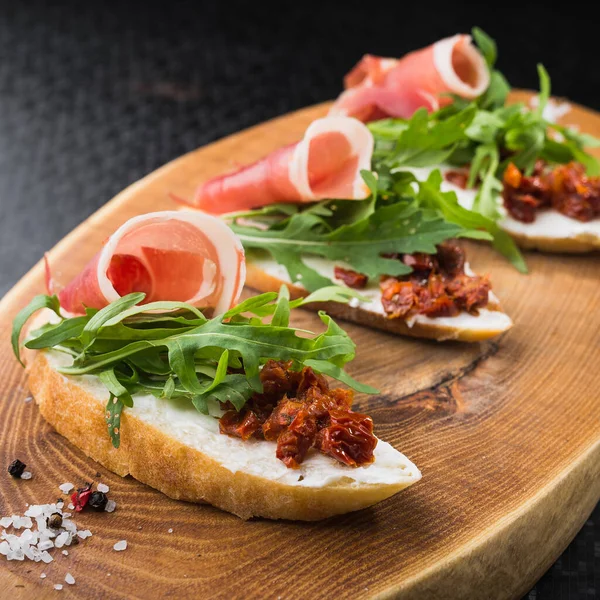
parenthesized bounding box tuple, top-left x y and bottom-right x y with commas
(329, 34, 490, 122)
(56, 211, 245, 315)
(189, 116, 374, 214)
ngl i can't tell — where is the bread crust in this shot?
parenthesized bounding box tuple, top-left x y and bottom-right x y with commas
(27, 353, 414, 521)
(245, 263, 511, 343)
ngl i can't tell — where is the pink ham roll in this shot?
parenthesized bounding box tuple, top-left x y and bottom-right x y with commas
(55, 211, 245, 315)
(188, 117, 374, 214)
(329, 34, 490, 122)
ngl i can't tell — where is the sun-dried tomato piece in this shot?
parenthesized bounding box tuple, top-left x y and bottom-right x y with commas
(316, 410, 377, 467)
(259, 360, 301, 399)
(219, 408, 263, 440)
(276, 409, 317, 468)
(436, 240, 465, 278)
(334, 266, 368, 289)
(444, 170, 469, 189)
(402, 252, 438, 278)
(218, 361, 374, 469)
(414, 275, 459, 318)
(380, 279, 415, 318)
(296, 367, 329, 399)
(262, 399, 304, 441)
(446, 274, 491, 314)
(503, 161, 600, 222)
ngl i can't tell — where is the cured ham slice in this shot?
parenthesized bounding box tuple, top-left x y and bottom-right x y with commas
(188, 117, 374, 214)
(329, 35, 490, 122)
(56, 211, 245, 315)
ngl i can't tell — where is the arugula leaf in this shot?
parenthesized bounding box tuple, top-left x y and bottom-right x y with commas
(232, 201, 465, 290)
(81, 293, 145, 349)
(12, 294, 62, 366)
(105, 395, 124, 449)
(472, 27, 497, 68)
(271, 285, 291, 328)
(304, 359, 379, 395)
(534, 64, 551, 119)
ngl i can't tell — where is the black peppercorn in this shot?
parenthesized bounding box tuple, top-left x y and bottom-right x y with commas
(47, 513, 63, 529)
(8, 459, 26, 478)
(88, 491, 108, 511)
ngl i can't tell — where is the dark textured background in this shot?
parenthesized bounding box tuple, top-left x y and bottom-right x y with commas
(0, 1, 598, 597)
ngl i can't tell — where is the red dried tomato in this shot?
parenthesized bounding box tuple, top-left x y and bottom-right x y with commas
(436, 240, 465, 278)
(276, 409, 317, 468)
(380, 279, 415, 318)
(334, 266, 368, 289)
(316, 410, 377, 467)
(379, 242, 489, 320)
(218, 362, 378, 469)
(446, 274, 491, 313)
(219, 408, 263, 440)
(503, 161, 600, 222)
(444, 170, 469, 189)
(262, 399, 303, 441)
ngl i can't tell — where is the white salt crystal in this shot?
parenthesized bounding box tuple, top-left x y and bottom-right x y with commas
(113, 540, 127, 551)
(11, 515, 24, 529)
(25, 505, 43, 518)
(62, 550, 69, 556)
(24, 396, 32, 403)
(104, 500, 116, 513)
(40, 551, 53, 563)
(24, 547, 35, 561)
(67, 504, 75, 511)
(20, 471, 32, 480)
(54, 584, 63, 590)
(58, 483, 74, 494)
(97, 483, 109, 493)
(20, 529, 34, 542)
(56, 502, 64, 510)
(77, 529, 92, 540)
(65, 573, 75, 585)
(0, 517, 12, 528)
(168, 528, 173, 534)
(8, 548, 25, 561)
(54, 532, 69, 548)
(40, 573, 46, 579)
(0, 541, 9, 555)
(20, 517, 33, 529)
(62, 520, 77, 533)
(38, 540, 53, 551)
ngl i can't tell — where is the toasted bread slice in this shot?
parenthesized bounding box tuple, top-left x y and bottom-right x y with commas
(25, 349, 421, 521)
(245, 255, 513, 343)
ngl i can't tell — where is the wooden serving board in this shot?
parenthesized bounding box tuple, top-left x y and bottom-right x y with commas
(0, 92, 598, 600)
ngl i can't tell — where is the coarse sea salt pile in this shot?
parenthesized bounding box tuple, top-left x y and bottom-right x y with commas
(0, 501, 91, 563)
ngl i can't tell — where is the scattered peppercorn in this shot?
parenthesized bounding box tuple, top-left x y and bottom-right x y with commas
(88, 491, 108, 511)
(8, 459, 26, 478)
(47, 513, 63, 529)
(71, 483, 93, 512)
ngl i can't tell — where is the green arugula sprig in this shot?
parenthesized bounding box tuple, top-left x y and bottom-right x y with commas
(230, 190, 486, 290)
(13, 287, 376, 448)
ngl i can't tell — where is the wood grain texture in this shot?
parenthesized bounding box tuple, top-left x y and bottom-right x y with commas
(0, 92, 598, 599)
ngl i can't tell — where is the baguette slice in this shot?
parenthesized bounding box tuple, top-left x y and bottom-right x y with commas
(245, 255, 513, 343)
(26, 347, 421, 521)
